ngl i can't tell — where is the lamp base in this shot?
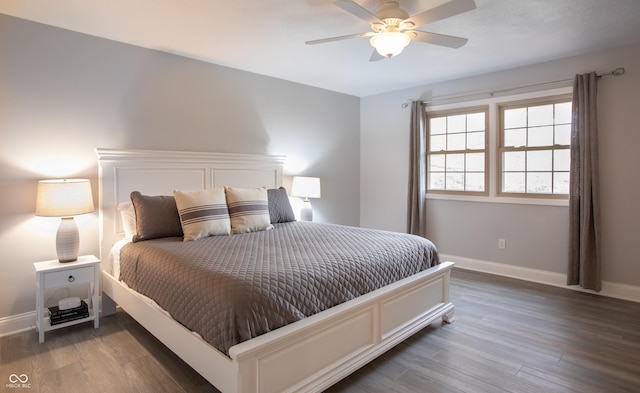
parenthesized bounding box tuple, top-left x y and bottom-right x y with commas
(300, 200, 313, 222)
(56, 217, 79, 262)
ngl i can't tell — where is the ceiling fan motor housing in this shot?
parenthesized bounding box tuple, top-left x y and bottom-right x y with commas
(375, 1, 409, 20)
(374, 1, 410, 30)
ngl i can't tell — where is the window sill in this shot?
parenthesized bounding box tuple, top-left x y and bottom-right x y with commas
(426, 192, 569, 207)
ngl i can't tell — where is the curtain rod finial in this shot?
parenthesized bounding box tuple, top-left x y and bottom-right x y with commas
(402, 99, 426, 108)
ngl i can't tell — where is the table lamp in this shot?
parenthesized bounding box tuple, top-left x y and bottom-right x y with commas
(291, 176, 321, 221)
(35, 179, 94, 262)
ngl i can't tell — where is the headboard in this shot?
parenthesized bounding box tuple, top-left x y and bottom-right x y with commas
(95, 148, 285, 264)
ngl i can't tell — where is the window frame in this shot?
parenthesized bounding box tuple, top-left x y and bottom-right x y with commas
(497, 94, 572, 199)
(426, 105, 490, 196)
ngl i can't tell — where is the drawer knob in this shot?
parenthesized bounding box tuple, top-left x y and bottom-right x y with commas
(68, 275, 75, 283)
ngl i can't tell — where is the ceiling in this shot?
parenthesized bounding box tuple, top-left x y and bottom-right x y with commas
(2, 0, 640, 97)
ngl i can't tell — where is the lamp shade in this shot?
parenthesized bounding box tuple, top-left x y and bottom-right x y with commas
(370, 31, 411, 58)
(35, 179, 94, 217)
(291, 176, 321, 199)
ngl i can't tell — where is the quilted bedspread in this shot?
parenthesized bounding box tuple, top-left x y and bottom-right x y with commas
(119, 221, 440, 356)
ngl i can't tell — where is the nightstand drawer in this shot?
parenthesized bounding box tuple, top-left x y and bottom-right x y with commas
(44, 266, 94, 289)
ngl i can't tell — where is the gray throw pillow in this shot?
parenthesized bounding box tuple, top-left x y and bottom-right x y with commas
(130, 191, 183, 242)
(267, 187, 296, 224)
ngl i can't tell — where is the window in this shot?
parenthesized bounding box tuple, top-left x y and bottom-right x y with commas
(427, 106, 488, 194)
(498, 95, 572, 198)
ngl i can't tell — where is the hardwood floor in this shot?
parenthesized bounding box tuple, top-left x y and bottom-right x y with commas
(2, 269, 639, 392)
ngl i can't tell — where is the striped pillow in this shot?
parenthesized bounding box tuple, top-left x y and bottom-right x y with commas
(224, 186, 273, 234)
(173, 187, 230, 241)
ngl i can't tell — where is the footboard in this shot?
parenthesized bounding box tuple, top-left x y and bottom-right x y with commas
(102, 261, 453, 393)
(230, 261, 455, 393)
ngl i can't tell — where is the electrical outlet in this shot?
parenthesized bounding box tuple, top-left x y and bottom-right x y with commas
(498, 238, 506, 250)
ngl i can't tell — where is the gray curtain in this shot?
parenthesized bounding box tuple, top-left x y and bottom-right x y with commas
(407, 100, 427, 236)
(568, 72, 601, 291)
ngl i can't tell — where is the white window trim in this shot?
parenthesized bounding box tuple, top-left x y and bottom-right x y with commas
(425, 86, 572, 207)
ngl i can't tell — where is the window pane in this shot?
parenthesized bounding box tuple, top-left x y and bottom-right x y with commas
(555, 102, 572, 124)
(465, 173, 484, 191)
(528, 104, 554, 127)
(504, 108, 527, 128)
(555, 124, 571, 145)
(527, 172, 552, 193)
(554, 149, 570, 171)
(427, 107, 488, 195)
(430, 135, 446, 152)
(429, 154, 445, 172)
(554, 172, 569, 194)
(528, 126, 554, 147)
(446, 154, 465, 171)
(527, 150, 552, 171)
(503, 172, 525, 193)
(430, 117, 446, 135)
(467, 131, 485, 149)
(447, 133, 465, 150)
(500, 97, 571, 197)
(429, 173, 445, 190)
(446, 173, 464, 191)
(466, 153, 485, 171)
(448, 115, 466, 133)
(467, 113, 485, 131)
(503, 151, 525, 171)
(504, 128, 526, 147)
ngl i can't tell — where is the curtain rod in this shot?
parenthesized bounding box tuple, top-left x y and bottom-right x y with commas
(401, 67, 625, 108)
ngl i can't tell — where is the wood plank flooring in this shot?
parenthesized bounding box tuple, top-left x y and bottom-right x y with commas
(2, 269, 639, 392)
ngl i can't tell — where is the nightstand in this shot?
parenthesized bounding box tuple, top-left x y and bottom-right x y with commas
(33, 255, 100, 343)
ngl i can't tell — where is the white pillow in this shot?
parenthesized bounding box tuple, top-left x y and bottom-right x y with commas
(173, 188, 231, 241)
(117, 201, 136, 239)
(224, 186, 273, 234)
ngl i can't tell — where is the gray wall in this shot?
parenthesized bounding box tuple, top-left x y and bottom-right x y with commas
(361, 42, 640, 288)
(0, 15, 360, 319)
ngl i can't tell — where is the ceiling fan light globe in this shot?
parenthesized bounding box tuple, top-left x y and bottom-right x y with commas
(370, 31, 410, 58)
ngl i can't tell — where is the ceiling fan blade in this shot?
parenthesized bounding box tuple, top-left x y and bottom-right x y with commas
(305, 31, 374, 45)
(335, 0, 382, 24)
(405, 0, 476, 28)
(409, 30, 469, 48)
(369, 49, 385, 62)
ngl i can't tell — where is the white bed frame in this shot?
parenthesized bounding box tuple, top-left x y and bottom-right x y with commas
(96, 148, 455, 393)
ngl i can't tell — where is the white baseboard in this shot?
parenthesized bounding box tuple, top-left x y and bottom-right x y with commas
(442, 253, 640, 303)
(0, 311, 35, 338)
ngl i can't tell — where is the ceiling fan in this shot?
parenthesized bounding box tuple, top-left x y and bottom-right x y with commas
(306, 0, 476, 61)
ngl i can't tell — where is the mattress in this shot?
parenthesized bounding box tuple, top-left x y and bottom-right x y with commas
(118, 221, 440, 356)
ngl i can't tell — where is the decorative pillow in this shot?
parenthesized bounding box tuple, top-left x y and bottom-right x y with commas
(173, 188, 231, 241)
(267, 187, 296, 223)
(224, 186, 273, 234)
(130, 191, 183, 242)
(117, 201, 136, 239)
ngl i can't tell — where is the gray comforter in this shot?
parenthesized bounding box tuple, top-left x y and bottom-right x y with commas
(119, 221, 439, 356)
